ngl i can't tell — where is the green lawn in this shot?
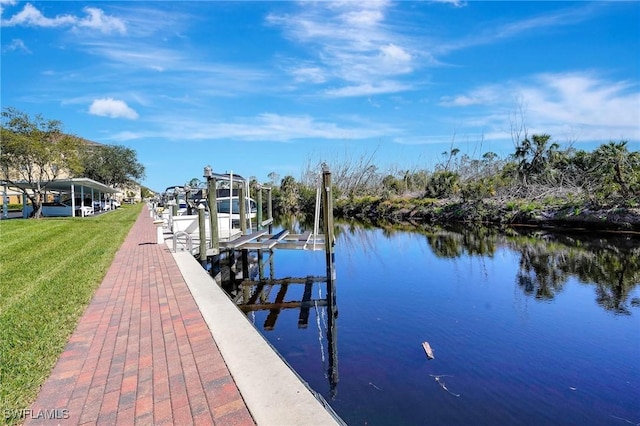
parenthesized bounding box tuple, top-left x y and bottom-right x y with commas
(0, 204, 142, 424)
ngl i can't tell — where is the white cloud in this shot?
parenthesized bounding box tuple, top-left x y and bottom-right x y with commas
(0, 0, 17, 16)
(4, 38, 30, 53)
(267, 1, 418, 97)
(75, 40, 271, 96)
(290, 66, 327, 84)
(430, 0, 467, 8)
(435, 4, 599, 55)
(108, 113, 395, 142)
(2, 3, 75, 27)
(80, 41, 180, 72)
(522, 73, 640, 135)
(76, 7, 126, 34)
(439, 95, 481, 107)
(1, 4, 125, 34)
(89, 98, 138, 119)
(439, 87, 499, 107)
(341, 8, 385, 26)
(325, 81, 411, 97)
(439, 72, 640, 142)
(379, 43, 412, 73)
(380, 43, 411, 63)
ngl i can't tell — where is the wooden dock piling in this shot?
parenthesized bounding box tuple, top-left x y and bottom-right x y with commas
(321, 164, 339, 396)
(198, 203, 207, 264)
(257, 187, 263, 230)
(204, 166, 219, 252)
(321, 164, 336, 281)
(239, 184, 247, 235)
(267, 189, 273, 233)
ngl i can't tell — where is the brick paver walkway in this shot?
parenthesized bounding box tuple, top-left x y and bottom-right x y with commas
(26, 206, 255, 425)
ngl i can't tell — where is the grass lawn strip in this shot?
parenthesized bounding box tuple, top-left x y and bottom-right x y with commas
(0, 204, 142, 425)
(0, 223, 79, 314)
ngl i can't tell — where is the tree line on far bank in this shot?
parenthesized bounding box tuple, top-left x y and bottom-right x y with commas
(1, 107, 147, 218)
(269, 134, 640, 220)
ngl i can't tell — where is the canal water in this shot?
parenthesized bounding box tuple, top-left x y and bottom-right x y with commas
(224, 222, 640, 425)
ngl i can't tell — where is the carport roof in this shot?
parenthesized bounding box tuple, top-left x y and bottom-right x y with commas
(3, 178, 118, 194)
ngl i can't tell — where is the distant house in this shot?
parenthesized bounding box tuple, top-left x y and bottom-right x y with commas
(0, 187, 23, 205)
(119, 182, 142, 203)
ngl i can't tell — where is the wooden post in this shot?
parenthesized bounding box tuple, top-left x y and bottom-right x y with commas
(239, 183, 247, 235)
(205, 168, 219, 252)
(267, 188, 273, 233)
(269, 250, 275, 280)
(321, 164, 338, 397)
(242, 249, 249, 282)
(198, 203, 207, 264)
(321, 164, 335, 281)
(257, 187, 263, 230)
(242, 280, 251, 305)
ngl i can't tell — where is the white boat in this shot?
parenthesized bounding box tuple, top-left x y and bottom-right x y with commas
(171, 212, 243, 242)
(213, 196, 257, 220)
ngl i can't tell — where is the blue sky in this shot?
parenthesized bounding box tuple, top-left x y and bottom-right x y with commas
(2, 1, 639, 192)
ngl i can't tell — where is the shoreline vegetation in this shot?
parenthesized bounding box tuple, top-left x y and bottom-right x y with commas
(334, 197, 640, 232)
(266, 135, 640, 233)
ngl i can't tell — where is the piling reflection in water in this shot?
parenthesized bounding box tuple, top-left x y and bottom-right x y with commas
(216, 248, 340, 397)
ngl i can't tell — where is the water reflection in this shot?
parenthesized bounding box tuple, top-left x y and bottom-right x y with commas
(229, 217, 640, 425)
(339, 219, 640, 315)
(512, 236, 640, 314)
(217, 244, 340, 397)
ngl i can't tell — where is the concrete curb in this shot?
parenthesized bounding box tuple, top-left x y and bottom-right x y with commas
(171, 251, 344, 426)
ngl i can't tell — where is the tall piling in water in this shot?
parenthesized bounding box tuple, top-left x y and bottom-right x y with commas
(321, 164, 338, 394)
(256, 186, 263, 230)
(267, 188, 273, 233)
(321, 164, 335, 281)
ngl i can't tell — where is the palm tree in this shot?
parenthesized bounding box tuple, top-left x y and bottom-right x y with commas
(512, 134, 559, 184)
(592, 141, 640, 199)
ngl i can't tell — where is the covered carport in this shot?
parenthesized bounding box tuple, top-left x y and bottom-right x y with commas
(3, 178, 118, 218)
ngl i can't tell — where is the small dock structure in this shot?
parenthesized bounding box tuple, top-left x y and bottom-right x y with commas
(151, 164, 339, 396)
(151, 164, 335, 266)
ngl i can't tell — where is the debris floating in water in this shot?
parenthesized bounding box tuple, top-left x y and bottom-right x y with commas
(369, 382, 382, 391)
(422, 341, 435, 360)
(429, 374, 460, 397)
